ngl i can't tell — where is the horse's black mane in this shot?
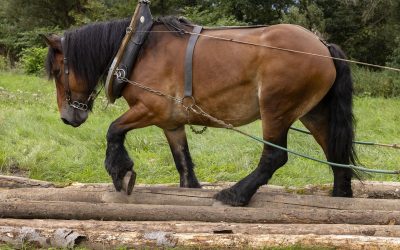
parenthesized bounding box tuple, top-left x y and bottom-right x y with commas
(45, 16, 192, 91)
(155, 16, 193, 32)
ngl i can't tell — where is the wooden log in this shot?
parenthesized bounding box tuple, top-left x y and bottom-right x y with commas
(1, 174, 399, 199)
(2, 219, 400, 237)
(1, 219, 400, 249)
(207, 181, 400, 199)
(351, 181, 400, 199)
(1, 187, 400, 212)
(0, 175, 55, 189)
(0, 199, 399, 224)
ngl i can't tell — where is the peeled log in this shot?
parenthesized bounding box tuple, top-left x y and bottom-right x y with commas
(206, 181, 400, 199)
(0, 175, 55, 189)
(1, 187, 400, 212)
(1, 219, 400, 249)
(0, 199, 399, 225)
(2, 219, 400, 237)
(1, 175, 400, 199)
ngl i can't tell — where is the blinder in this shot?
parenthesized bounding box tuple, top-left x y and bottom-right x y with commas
(60, 37, 98, 111)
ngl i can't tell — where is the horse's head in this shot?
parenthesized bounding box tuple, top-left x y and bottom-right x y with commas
(42, 34, 95, 127)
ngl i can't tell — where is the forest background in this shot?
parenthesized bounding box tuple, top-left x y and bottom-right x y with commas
(0, 0, 399, 70)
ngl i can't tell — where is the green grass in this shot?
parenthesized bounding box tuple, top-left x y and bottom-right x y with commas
(0, 72, 399, 187)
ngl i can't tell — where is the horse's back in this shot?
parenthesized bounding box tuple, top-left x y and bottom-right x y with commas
(195, 24, 337, 121)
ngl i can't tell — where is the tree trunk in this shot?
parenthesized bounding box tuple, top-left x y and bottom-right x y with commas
(0, 175, 55, 189)
(1, 186, 400, 211)
(1, 219, 400, 249)
(1, 175, 399, 199)
(1, 199, 399, 225)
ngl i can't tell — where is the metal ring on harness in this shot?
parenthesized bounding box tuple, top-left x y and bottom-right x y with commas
(115, 68, 127, 80)
(70, 101, 89, 111)
(182, 96, 196, 110)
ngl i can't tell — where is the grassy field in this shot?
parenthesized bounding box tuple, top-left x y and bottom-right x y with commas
(0, 71, 399, 187)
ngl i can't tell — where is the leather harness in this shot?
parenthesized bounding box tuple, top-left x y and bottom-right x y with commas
(105, 0, 203, 105)
(105, 0, 153, 103)
(61, 37, 97, 111)
(184, 25, 202, 99)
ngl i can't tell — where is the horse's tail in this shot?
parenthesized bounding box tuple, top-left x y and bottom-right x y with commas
(326, 44, 358, 170)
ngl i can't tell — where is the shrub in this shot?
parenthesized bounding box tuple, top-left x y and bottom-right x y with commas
(386, 36, 400, 68)
(19, 47, 47, 75)
(182, 6, 246, 26)
(352, 66, 400, 98)
(0, 55, 9, 71)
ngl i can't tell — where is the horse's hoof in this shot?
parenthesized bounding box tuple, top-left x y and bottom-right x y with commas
(181, 180, 202, 188)
(214, 188, 249, 207)
(122, 170, 136, 195)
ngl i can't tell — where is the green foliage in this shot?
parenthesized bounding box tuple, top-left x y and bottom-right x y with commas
(215, 0, 294, 25)
(387, 36, 400, 68)
(0, 55, 9, 71)
(280, 2, 326, 36)
(20, 47, 48, 75)
(69, 0, 138, 25)
(182, 6, 246, 26)
(1, 0, 400, 96)
(352, 66, 400, 98)
(315, 0, 400, 65)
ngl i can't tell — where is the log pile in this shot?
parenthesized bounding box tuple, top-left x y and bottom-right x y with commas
(1, 175, 400, 249)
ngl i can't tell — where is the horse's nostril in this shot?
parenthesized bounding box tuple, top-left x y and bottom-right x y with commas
(61, 118, 71, 125)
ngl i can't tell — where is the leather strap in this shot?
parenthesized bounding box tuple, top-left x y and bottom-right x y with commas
(105, 1, 152, 103)
(60, 37, 71, 100)
(184, 25, 203, 98)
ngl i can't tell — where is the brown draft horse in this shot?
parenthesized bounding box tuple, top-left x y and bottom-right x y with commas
(42, 17, 356, 206)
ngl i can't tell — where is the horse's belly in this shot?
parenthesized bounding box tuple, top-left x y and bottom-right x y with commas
(193, 86, 261, 128)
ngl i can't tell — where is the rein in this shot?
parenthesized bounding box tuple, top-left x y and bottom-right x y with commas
(60, 37, 99, 111)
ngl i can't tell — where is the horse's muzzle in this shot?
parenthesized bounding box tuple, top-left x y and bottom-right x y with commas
(61, 117, 82, 127)
(60, 108, 88, 127)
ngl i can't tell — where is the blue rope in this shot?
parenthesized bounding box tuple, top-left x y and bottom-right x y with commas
(289, 127, 395, 147)
(231, 128, 400, 175)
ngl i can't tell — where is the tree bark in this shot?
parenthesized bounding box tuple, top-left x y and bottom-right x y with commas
(0, 199, 399, 225)
(2, 219, 400, 237)
(0, 175, 55, 189)
(1, 186, 400, 211)
(1, 219, 400, 249)
(1, 175, 399, 199)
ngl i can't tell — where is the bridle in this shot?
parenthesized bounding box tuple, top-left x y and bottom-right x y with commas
(60, 37, 98, 111)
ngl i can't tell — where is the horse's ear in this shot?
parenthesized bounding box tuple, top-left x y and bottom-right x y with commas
(40, 34, 62, 52)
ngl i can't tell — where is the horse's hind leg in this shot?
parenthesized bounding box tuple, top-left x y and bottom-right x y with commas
(300, 102, 353, 197)
(215, 112, 292, 206)
(164, 126, 201, 188)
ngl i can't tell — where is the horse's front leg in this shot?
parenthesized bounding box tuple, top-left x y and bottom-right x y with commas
(164, 126, 201, 188)
(105, 103, 153, 194)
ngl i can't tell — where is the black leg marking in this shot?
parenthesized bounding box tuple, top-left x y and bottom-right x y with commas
(332, 167, 353, 197)
(215, 141, 288, 206)
(164, 127, 201, 188)
(171, 142, 201, 188)
(105, 122, 134, 192)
